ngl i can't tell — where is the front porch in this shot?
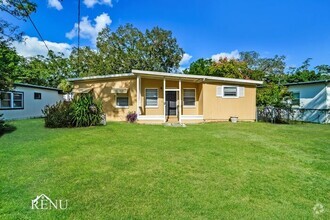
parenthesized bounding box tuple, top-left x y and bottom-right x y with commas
(135, 73, 204, 124)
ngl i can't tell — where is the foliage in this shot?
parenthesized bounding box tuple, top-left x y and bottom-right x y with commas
(257, 83, 291, 107)
(42, 101, 72, 128)
(70, 93, 103, 127)
(0, 41, 24, 90)
(126, 111, 138, 123)
(96, 24, 184, 75)
(57, 79, 73, 93)
(183, 58, 212, 75)
(0, 113, 5, 134)
(0, 0, 37, 42)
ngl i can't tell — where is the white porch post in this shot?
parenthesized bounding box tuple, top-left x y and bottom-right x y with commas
(179, 79, 182, 124)
(163, 77, 166, 122)
(137, 75, 141, 116)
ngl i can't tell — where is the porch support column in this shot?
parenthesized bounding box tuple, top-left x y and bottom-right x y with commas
(179, 79, 182, 124)
(163, 77, 166, 123)
(137, 75, 141, 116)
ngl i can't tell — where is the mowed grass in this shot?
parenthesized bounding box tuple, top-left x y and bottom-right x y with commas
(0, 119, 329, 219)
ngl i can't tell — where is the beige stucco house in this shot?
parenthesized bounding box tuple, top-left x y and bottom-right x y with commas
(69, 70, 263, 123)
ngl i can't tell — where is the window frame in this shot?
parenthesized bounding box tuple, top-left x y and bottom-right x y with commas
(183, 88, 196, 108)
(292, 92, 300, 106)
(145, 88, 159, 108)
(116, 95, 129, 109)
(222, 86, 239, 98)
(0, 91, 24, 110)
(34, 92, 42, 100)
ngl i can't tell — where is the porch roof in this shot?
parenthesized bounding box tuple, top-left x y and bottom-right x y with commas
(68, 70, 263, 85)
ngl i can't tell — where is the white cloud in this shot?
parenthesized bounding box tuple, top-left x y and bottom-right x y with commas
(179, 53, 192, 66)
(48, 0, 63, 10)
(13, 36, 72, 57)
(211, 50, 240, 62)
(83, 0, 113, 8)
(66, 13, 112, 45)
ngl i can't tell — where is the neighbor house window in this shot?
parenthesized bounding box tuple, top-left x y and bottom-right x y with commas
(145, 89, 158, 107)
(183, 89, 195, 107)
(292, 92, 300, 106)
(116, 96, 129, 108)
(34, 92, 42, 100)
(223, 86, 238, 97)
(0, 91, 24, 109)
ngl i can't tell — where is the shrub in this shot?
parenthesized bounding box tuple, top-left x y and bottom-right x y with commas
(126, 112, 137, 123)
(70, 93, 103, 127)
(0, 113, 5, 134)
(42, 101, 72, 128)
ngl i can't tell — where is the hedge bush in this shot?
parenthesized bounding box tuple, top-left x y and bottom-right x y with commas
(42, 94, 103, 128)
(42, 101, 72, 128)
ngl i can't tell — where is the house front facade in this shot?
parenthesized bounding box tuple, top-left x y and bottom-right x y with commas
(0, 83, 64, 120)
(69, 70, 263, 123)
(286, 80, 330, 123)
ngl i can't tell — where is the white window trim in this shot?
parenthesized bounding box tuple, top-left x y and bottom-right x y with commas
(115, 96, 129, 109)
(0, 91, 24, 109)
(222, 86, 239, 99)
(145, 88, 159, 108)
(183, 88, 196, 108)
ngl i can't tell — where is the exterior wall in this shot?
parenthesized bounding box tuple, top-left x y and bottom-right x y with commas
(141, 78, 164, 116)
(288, 83, 328, 109)
(72, 77, 258, 123)
(1, 86, 63, 120)
(73, 77, 137, 121)
(181, 82, 202, 116)
(202, 83, 257, 121)
(287, 82, 329, 123)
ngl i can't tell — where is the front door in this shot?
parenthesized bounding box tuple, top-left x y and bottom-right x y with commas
(166, 91, 177, 116)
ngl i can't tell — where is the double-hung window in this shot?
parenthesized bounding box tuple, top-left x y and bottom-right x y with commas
(145, 89, 158, 107)
(292, 92, 300, 106)
(183, 89, 196, 107)
(0, 91, 24, 109)
(223, 86, 238, 98)
(116, 96, 129, 108)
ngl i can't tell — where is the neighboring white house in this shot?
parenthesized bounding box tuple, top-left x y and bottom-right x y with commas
(286, 80, 330, 123)
(0, 83, 64, 120)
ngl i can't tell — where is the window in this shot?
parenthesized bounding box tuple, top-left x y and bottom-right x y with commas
(292, 92, 300, 106)
(223, 86, 238, 97)
(183, 89, 195, 107)
(0, 92, 24, 109)
(116, 96, 129, 108)
(0, 92, 11, 108)
(145, 89, 158, 107)
(34, 92, 42, 100)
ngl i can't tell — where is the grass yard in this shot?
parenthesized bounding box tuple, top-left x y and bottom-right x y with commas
(0, 119, 329, 219)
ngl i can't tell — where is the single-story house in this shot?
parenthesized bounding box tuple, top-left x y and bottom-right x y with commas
(69, 70, 263, 123)
(0, 83, 64, 120)
(286, 80, 330, 123)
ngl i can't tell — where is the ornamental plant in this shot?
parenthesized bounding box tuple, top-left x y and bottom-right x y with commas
(126, 112, 137, 123)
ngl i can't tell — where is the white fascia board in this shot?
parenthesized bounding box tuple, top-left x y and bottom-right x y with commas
(132, 70, 263, 85)
(68, 73, 134, 82)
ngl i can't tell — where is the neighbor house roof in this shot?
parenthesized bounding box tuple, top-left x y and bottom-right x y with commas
(285, 80, 329, 86)
(14, 83, 62, 92)
(68, 70, 263, 85)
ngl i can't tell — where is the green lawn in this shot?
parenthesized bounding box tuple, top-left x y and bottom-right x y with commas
(0, 119, 329, 219)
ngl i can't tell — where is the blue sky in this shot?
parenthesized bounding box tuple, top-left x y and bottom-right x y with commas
(7, 0, 330, 70)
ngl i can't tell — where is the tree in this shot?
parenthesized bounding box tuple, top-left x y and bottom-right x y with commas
(0, 0, 37, 90)
(183, 58, 212, 75)
(0, 0, 37, 42)
(0, 42, 24, 90)
(19, 51, 72, 88)
(287, 58, 322, 83)
(96, 24, 183, 75)
(257, 83, 290, 107)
